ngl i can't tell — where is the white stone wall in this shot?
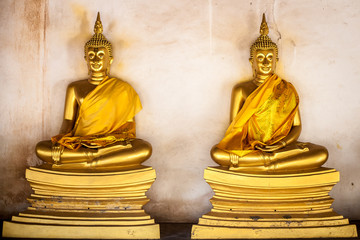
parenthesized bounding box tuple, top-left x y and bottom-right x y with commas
(1, 0, 359, 221)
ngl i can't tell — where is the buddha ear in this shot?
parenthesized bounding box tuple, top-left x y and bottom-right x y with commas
(249, 58, 256, 77)
(109, 57, 114, 65)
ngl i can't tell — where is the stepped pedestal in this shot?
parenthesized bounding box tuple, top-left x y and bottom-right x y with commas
(192, 167, 357, 239)
(3, 165, 160, 239)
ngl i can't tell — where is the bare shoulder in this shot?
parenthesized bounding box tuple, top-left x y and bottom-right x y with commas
(232, 79, 257, 98)
(66, 79, 95, 96)
(67, 79, 89, 89)
(64, 80, 95, 100)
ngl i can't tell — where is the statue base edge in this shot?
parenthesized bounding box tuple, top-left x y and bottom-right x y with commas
(191, 224, 358, 239)
(2, 166, 160, 239)
(3, 221, 160, 239)
(191, 167, 358, 239)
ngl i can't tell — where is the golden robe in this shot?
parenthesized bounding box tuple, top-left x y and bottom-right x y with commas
(217, 74, 299, 157)
(52, 77, 142, 150)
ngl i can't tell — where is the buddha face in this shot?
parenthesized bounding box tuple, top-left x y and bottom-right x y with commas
(251, 48, 277, 77)
(85, 46, 113, 75)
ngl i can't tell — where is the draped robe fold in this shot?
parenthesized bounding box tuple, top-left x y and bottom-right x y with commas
(217, 74, 299, 157)
(52, 77, 142, 150)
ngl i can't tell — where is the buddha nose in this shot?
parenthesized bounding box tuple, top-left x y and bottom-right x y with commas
(263, 58, 270, 65)
(93, 55, 101, 62)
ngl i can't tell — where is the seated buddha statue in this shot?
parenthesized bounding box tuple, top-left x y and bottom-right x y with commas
(211, 14, 328, 172)
(36, 13, 152, 170)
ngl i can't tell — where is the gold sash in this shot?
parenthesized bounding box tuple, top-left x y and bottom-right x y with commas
(217, 74, 299, 157)
(52, 77, 142, 150)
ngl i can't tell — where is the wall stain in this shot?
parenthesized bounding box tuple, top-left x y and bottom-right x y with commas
(41, 0, 49, 139)
(0, 0, 46, 220)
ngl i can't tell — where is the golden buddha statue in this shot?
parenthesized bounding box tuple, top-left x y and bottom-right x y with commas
(191, 14, 357, 239)
(35, 13, 152, 170)
(210, 14, 328, 172)
(3, 13, 160, 239)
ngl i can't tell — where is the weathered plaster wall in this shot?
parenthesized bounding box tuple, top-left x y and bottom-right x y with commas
(1, 0, 359, 222)
(0, 0, 46, 218)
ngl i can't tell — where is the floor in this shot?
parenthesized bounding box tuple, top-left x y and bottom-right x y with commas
(1, 221, 359, 240)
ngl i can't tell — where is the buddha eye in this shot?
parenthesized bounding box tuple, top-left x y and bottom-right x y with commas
(267, 56, 273, 61)
(97, 52, 104, 59)
(257, 56, 264, 62)
(88, 52, 95, 59)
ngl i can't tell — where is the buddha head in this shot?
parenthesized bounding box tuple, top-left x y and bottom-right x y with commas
(249, 14, 279, 78)
(84, 12, 113, 76)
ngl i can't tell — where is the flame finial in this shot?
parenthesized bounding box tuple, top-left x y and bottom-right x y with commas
(249, 13, 278, 60)
(259, 13, 269, 36)
(94, 12, 103, 34)
(84, 12, 113, 57)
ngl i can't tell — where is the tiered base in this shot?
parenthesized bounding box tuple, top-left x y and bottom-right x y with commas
(191, 167, 357, 239)
(3, 165, 160, 239)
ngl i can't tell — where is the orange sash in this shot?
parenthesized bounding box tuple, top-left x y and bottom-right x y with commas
(217, 74, 299, 157)
(52, 77, 142, 150)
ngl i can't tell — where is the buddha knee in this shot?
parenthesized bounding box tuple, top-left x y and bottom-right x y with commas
(210, 146, 230, 167)
(210, 146, 219, 162)
(142, 141, 152, 160)
(35, 140, 52, 163)
(35, 141, 45, 157)
(316, 145, 328, 165)
(308, 143, 328, 166)
(132, 139, 152, 160)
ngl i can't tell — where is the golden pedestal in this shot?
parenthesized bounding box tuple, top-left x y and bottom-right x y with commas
(3, 166, 160, 239)
(191, 167, 357, 239)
